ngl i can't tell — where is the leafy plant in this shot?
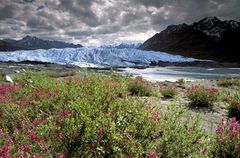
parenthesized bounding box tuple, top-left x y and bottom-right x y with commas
(127, 76, 153, 96)
(186, 85, 219, 108)
(228, 92, 240, 121)
(0, 71, 209, 157)
(0, 70, 6, 83)
(159, 85, 177, 98)
(211, 117, 240, 158)
(217, 78, 240, 87)
(175, 78, 185, 85)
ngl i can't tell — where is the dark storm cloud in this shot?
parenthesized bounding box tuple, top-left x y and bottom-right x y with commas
(23, 0, 35, 3)
(0, 3, 21, 20)
(27, 16, 55, 31)
(57, 0, 103, 27)
(0, 0, 240, 45)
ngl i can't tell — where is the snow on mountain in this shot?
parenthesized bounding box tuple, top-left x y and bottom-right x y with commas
(100, 43, 142, 49)
(0, 47, 196, 68)
(192, 17, 240, 40)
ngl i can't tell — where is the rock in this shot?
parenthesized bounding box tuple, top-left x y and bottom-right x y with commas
(6, 75, 13, 83)
(14, 70, 20, 73)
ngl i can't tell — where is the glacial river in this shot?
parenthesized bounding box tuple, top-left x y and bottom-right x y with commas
(119, 67, 240, 82)
(0, 62, 240, 82)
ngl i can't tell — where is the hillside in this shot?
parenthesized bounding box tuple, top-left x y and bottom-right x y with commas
(0, 36, 82, 51)
(139, 17, 240, 62)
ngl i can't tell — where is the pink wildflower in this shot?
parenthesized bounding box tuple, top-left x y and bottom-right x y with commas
(28, 131, 40, 142)
(232, 130, 238, 137)
(218, 136, 225, 143)
(149, 152, 158, 158)
(25, 144, 31, 152)
(152, 111, 160, 121)
(57, 153, 68, 158)
(235, 142, 240, 151)
(31, 154, 44, 158)
(216, 124, 223, 133)
(231, 117, 237, 123)
(40, 145, 49, 152)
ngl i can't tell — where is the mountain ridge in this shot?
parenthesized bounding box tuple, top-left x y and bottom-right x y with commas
(139, 17, 240, 62)
(0, 35, 82, 51)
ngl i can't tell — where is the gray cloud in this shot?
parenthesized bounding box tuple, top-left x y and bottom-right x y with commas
(0, 0, 240, 45)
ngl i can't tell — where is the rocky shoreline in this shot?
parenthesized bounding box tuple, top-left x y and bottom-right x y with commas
(146, 79, 234, 133)
(150, 60, 240, 68)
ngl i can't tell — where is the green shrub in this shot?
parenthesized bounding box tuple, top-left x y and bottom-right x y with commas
(154, 106, 208, 157)
(159, 85, 177, 98)
(211, 117, 240, 157)
(186, 85, 219, 108)
(0, 72, 209, 157)
(127, 76, 153, 96)
(228, 92, 240, 121)
(217, 78, 240, 87)
(0, 70, 6, 83)
(175, 78, 185, 85)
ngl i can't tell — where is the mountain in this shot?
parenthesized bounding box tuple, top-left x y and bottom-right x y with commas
(100, 43, 142, 49)
(0, 35, 82, 51)
(139, 17, 240, 62)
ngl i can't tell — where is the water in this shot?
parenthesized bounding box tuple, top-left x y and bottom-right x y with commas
(0, 62, 240, 82)
(119, 67, 240, 82)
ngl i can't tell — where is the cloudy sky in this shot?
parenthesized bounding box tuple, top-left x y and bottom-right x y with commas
(0, 0, 240, 46)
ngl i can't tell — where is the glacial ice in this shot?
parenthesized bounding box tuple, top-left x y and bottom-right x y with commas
(0, 47, 196, 67)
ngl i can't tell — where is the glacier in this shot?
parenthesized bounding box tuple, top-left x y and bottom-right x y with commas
(0, 47, 196, 68)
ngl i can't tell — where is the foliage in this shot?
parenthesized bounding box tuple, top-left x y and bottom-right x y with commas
(211, 117, 240, 158)
(175, 79, 185, 85)
(217, 78, 240, 87)
(0, 70, 6, 83)
(159, 85, 177, 98)
(0, 71, 209, 157)
(127, 76, 153, 96)
(186, 85, 219, 108)
(228, 92, 240, 121)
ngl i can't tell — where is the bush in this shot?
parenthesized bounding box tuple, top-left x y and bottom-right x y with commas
(127, 76, 153, 96)
(211, 117, 240, 157)
(0, 72, 208, 157)
(175, 79, 185, 85)
(217, 78, 240, 87)
(186, 85, 219, 108)
(228, 92, 240, 121)
(0, 70, 6, 83)
(159, 85, 177, 98)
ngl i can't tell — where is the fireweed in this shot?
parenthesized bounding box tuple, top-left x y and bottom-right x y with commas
(0, 71, 209, 157)
(211, 117, 240, 157)
(159, 85, 177, 98)
(227, 92, 240, 121)
(186, 85, 219, 108)
(127, 76, 153, 96)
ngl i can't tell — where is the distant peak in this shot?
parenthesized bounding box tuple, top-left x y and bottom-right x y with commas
(203, 16, 219, 21)
(198, 17, 221, 23)
(22, 35, 37, 40)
